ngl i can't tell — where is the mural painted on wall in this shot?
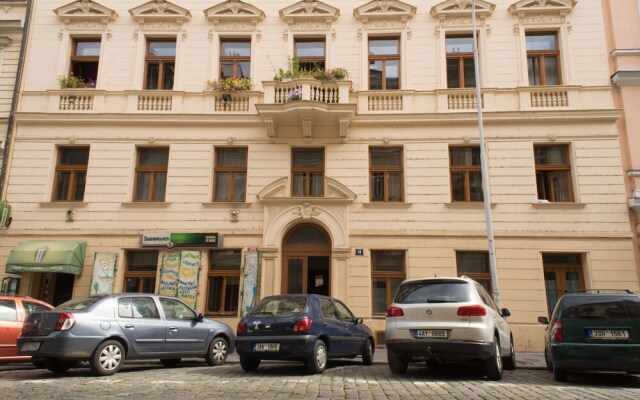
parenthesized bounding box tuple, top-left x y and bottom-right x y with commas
(241, 250, 260, 317)
(158, 251, 201, 309)
(158, 252, 181, 296)
(89, 253, 117, 294)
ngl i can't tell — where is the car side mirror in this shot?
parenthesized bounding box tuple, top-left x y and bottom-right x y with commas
(500, 308, 511, 318)
(196, 312, 204, 322)
(355, 318, 363, 325)
(537, 316, 549, 325)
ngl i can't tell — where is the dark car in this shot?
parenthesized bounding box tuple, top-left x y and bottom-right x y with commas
(17, 293, 235, 376)
(0, 295, 53, 365)
(235, 294, 375, 374)
(538, 290, 640, 381)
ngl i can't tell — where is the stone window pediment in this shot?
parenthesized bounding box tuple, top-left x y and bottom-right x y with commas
(353, 0, 416, 23)
(257, 177, 356, 204)
(129, 0, 191, 24)
(509, 0, 577, 17)
(54, 0, 118, 34)
(430, 0, 496, 36)
(205, 0, 265, 34)
(280, 0, 340, 24)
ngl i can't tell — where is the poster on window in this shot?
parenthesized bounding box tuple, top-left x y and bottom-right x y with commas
(158, 252, 181, 296)
(176, 250, 201, 309)
(89, 253, 117, 294)
(240, 250, 260, 317)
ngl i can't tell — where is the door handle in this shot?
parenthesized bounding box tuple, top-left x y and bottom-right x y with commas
(169, 327, 178, 332)
(125, 324, 134, 329)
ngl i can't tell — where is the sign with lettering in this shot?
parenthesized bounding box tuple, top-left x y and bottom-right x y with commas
(141, 232, 220, 248)
(176, 251, 201, 308)
(89, 253, 117, 294)
(141, 233, 171, 247)
(158, 252, 182, 296)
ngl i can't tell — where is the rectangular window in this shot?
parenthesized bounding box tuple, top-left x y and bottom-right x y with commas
(53, 147, 89, 202)
(124, 250, 159, 294)
(206, 250, 241, 315)
(70, 39, 100, 86)
(369, 37, 400, 90)
(456, 251, 492, 294)
(543, 253, 584, 316)
(220, 39, 250, 79)
(145, 39, 176, 90)
(526, 32, 560, 86)
(534, 144, 574, 202)
(292, 148, 324, 197)
(370, 147, 403, 202)
(294, 38, 326, 71)
(214, 148, 247, 202)
(450, 146, 483, 202)
(371, 250, 405, 315)
(134, 147, 169, 202)
(446, 35, 476, 88)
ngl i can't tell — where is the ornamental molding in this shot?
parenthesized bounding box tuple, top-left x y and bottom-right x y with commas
(509, 0, 577, 33)
(431, 0, 495, 36)
(354, 0, 416, 30)
(280, 0, 339, 35)
(257, 177, 356, 204)
(205, 0, 264, 34)
(129, 0, 191, 39)
(54, 0, 117, 36)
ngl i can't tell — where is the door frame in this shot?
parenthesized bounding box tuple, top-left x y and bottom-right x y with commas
(281, 224, 331, 295)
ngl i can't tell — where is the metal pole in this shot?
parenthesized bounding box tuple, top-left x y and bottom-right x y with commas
(472, 0, 501, 308)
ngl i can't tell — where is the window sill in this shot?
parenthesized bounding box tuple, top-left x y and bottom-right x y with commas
(121, 202, 171, 208)
(362, 202, 412, 209)
(38, 201, 88, 208)
(445, 202, 496, 209)
(202, 202, 252, 208)
(531, 202, 586, 209)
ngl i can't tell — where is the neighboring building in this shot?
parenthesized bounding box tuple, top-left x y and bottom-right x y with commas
(602, 0, 640, 282)
(1, 0, 638, 351)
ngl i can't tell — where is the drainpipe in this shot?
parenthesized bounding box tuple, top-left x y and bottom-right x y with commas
(0, 0, 33, 198)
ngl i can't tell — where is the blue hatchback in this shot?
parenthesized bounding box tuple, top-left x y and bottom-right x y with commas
(235, 294, 375, 373)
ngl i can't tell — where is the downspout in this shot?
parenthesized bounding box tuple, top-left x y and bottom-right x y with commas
(0, 0, 33, 198)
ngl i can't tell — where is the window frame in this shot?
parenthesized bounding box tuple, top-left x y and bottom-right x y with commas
(369, 146, 404, 202)
(213, 147, 248, 202)
(526, 31, 562, 86)
(206, 249, 242, 316)
(456, 251, 492, 295)
(449, 146, 483, 202)
(294, 37, 326, 71)
(368, 36, 401, 90)
(144, 38, 176, 90)
(291, 148, 325, 197)
(52, 146, 90, 202)
(219, 38, 251, 79)
(123, 250, 159, 294)
(534, 144, 574, 202)
(69, 38, 101, 84)
(371, 250, 406, 317)
(445, 34, 476, 89)
(134, 147, 169, 202)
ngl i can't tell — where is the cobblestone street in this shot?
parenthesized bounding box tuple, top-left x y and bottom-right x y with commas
(1, 358, 639, 400)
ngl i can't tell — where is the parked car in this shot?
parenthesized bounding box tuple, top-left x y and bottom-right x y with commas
(385, 276, 515, 380)
(1, 295, 53, 365)
(538, 289, 640, 381)
(235, 294, 374, 374)
(17, 293, 235, 376)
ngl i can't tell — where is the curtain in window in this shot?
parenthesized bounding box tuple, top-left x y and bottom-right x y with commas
(153, 172, 167, 201)
(232, 172, 246, 201)
(388, 173, 402, 201)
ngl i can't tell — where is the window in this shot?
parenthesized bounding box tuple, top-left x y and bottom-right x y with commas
(53, 147, 89, 202)
(160, 297, 197, 320)
(0, 299, 17, 321)
(450, 146, 483, 202)
(543, 253, 584, 316)
(294, 38, 325, 71)
(22, 301, 51, 316)
(214, 148, 247, 202)
(220, 39, 250, 79)
(370, 147, 403, 202)
(534, 144, 573, 202)
(134, 147, 169, 202)
(292, 148, 324, 197)
(124, 250, 159, 293)
(369, 38, 400, 90)
(320, 297, 338, 319)
(371, 250, 405, 315)
(526, 32, 560, 86)
(118, 297, 160, 319)
(456, 251, 492, 294)
(145, 39, 176, 90)
(70, 39, 100, 86)
(446, 35, 475, 88)
(206, 250, 241, 315)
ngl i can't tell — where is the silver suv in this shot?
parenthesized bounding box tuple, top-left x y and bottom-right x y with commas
(385, 276, 515, 380)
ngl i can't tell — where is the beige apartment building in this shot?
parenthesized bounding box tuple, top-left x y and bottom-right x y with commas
(0, 0, 638, 352)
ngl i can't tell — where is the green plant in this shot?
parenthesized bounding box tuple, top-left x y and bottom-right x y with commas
(205, 77, 253, 92)
(273, 58, 349, 82)
(58, 73, 95, 89)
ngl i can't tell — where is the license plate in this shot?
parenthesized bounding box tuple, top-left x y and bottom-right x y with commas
(415, 330, 448, 339)
(253, 343, 280, 352)
(20, 342, 41, 352)
(589, 329, 629, 340)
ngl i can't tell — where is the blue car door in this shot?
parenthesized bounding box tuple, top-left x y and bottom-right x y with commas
(334, 300, 365, 357)
(116, 297, 165, 355)
(159, 297, 209, 354)
(319, 297, 347, 355)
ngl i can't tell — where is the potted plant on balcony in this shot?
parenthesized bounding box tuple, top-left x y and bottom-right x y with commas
(286, 87, 303, 102)
(273, 58, 349, 82)
(58, 73, 96, 89)
(205, 77, 254, 101)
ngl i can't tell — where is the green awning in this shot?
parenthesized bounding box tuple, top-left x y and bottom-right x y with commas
(5, 241, 87, 275)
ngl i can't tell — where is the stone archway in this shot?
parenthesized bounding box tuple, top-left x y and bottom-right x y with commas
(282, 223, 332, 295)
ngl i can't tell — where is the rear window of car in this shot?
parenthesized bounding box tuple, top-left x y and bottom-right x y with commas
(562, 296, 640, 319)
(394, 281, 471, 304)
(251, 297, 306, 317)
(55, 296, 103, 311)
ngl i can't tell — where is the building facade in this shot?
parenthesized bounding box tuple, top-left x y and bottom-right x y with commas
(1, 0, 638, 351)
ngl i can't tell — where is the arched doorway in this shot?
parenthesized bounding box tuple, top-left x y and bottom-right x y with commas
(282, 224, 331, 295)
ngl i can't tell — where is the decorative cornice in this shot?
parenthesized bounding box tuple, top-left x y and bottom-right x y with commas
(130, 0, 191, 39)
(431, 0, 495, 36)
(54, 0, 118, 22)
(611, 68, 640, 87)
(508, 0, 577, 16)
(205, 0, 265, 32)
(354, 0, 416, 29)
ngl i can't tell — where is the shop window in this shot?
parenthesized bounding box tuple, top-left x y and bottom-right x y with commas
(134, 147, 169, 202)
(145, 39, 176, 90)
(370, 147, 403, 202)
(214, 147, 247, 202)
(543, 253, 584, 316)
(206, 250, 241, 315)
(446, 35, 476, 88)
(369, 37, 400, 90)
(456, 251, 492, 295)
(526, 32, 561, 86)
(220, 39, 250, 79)
(292, 148, 324, 197)
(534, 144, 574, 202)
(450, 146, 483, 202)
(53, 146, 89, 202)
(124, 250, 159, 293)
(371, 250, 405, 316)
(294, 38, 325, 71)
(69, 39, 100, 87)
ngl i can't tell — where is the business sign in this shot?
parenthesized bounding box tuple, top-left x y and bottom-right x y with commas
(141, 233, 171, 247)
(240, 250, 260, 317)
(90, 253, 117, 295)
(176, 251, 201, 309)
(141, 232, 220, 248)
(158, 252, 181, 296)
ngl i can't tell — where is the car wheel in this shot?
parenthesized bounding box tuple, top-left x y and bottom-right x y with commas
(553, 365, 568, 382)
(44, 358, 74, 374)
(544, 348, 553, 371)
(362, 339, 374, 366)
(484, 337, 503, 380)
(239, 355, 261, 371)
(90, 340, 125, 376)
(387, 350, 408, 375)
(307, 340, 328, 374)
(160, 358, 181, 368)
(205, 337, 229, 366)
(502, 336, 516, 371)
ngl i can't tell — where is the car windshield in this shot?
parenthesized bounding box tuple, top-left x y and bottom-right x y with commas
(563, 296, 640, 319)
(251, 297, 306, 317)
(394, 281, 471, 304)
(55, 295, 104, 311)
